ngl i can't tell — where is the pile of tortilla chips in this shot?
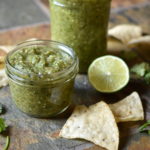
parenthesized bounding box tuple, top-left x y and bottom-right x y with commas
(107, 24, 150, 62)
(59, 92, 144, 150)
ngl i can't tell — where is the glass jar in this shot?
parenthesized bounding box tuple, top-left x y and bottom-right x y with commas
(5, 40, 78, 118)
(49, 0, 111, 73)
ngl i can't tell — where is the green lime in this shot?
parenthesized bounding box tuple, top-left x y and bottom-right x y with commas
(88, 55, 129, 93)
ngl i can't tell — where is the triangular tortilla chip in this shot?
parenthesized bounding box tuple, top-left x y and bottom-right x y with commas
(108, 24, 142, 44)
(0, 46, 14, 53)
(60, 101, 119, 150)
(0, 49, 7, 63)
(0, 69, 8, 87)
(109, 92, 144, 122)
(128, 35, 150, 61)
(107, 35, 128, 52)
(0, 46, 11, 87)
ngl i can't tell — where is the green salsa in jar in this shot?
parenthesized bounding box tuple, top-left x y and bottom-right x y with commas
(50, 0, 111, 73)
(5, 40, 78, 118)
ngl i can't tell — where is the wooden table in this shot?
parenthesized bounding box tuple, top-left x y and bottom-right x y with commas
(0, 2, 150, 150)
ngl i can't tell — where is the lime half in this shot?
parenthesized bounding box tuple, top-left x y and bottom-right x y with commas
(88, 55, 129, 93)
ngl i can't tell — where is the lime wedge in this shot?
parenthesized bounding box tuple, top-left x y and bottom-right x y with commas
(88, 55, 129, 93)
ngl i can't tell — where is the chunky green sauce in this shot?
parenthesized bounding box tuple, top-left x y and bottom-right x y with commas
(50, 0, 111, 72)
(9, 79, 74, 117)
(9, 46, 72, 75)
(7, 45, 76, 117)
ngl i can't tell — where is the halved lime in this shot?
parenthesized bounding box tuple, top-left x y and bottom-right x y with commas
(88, 55, 129, 93)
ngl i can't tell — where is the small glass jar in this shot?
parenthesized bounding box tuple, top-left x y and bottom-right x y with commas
(5, 40, 78, 118)
(49, 0, 111, 73)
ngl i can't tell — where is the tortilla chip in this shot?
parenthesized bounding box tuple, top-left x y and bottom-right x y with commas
(128, 35, 150, 61)
(107, 36, 128, 52)
(108, 24, 142, 44)
(0, 46, 13, 87)
(0, 69, 8, 87)
(0, 46, 14, 53)
(0, 63, 4, 70)
(0, 45, 14, 65)
(0, 49, 7, 63)
(109, 92, 144, 123)
(60, 101, 119, 150)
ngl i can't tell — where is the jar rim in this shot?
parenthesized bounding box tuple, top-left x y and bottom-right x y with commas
(5, 40, 79, 85)
(51, 0, 83, 8)
(50, 0, 101, 7)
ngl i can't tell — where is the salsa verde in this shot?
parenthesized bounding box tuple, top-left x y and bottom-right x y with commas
(6, 41, 78, 118)
(50, 0, 111, 72)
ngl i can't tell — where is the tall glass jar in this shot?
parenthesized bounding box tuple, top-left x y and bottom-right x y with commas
(5, 40, 78, 118)
(50, 0, 111, 73)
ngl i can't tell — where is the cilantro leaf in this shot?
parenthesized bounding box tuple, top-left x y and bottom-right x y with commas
(145, 72, 150, 84)
(131, 62, 150, 85)
(131, 62, 150, 77)
(139, 120, 150, 135)
(3, 136, 10, 150)
(0, 118, 7, 133)
(0, 105, 9, 150)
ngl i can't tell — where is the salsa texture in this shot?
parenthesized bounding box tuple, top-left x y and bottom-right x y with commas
(7, 45, 76, 117)
(9, 46, 72, 75)
(9, 79, 74, 117)
(50, 0, 111, 72)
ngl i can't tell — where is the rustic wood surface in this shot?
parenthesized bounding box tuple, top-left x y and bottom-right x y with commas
(0, 2, 150, 150)
(0, 76, 150, 150)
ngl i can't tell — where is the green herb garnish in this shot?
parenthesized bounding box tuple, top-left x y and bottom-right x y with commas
(131, 62, 150, 84)
(0, 105, 10, 150)
(145, 72, 150, 84)
(0, 118, 7, 133)
(139, 120, 150, 135)
(3, 136, 10, 150)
